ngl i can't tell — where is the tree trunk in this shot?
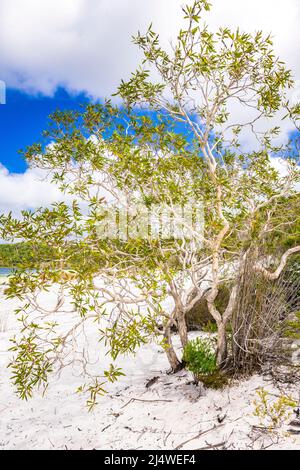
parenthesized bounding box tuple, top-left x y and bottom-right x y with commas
(176, 310, 188, 349)
(163, 324, 182, 373)
(216, 321, 227, 367)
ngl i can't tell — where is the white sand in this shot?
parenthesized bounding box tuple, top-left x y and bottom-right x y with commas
(0, 284, 300, 450)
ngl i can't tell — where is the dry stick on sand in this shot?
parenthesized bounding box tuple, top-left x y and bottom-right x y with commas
(197, 440, 227, 450)
(121, 397, 173, 409)
(175, 423, 227, 450)
(175, 417, 241, 450)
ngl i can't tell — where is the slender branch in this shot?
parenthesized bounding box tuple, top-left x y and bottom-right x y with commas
(254, 246, 300, 280)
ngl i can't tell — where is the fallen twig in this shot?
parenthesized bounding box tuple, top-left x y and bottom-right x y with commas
(163, 430, 172, 446)
(197, 440, 227, 450)
(121, 398, 173, 409)
(175, 423, 226, 450)
(101, 424, 111, 432)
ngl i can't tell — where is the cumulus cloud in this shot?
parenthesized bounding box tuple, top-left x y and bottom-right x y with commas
(0, 165, 71, 215)
(0, 0, 299, 99)
(0, 0, 183, 97)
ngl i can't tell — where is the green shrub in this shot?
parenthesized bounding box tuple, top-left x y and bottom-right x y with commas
(253, 388, 297, 429)
(183, 337, 228, 388)
(183, 337, 217, 377)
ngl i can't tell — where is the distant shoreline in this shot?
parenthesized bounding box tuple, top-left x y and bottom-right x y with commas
(0, 267, 13, 277)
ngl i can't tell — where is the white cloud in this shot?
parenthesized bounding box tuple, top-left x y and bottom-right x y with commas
(210, 0, 300, 148)
(0, 165, 71, 215)
(270, 157, 300, 191)
(0, 0, 183, 97)
(0, 0, 299, 99)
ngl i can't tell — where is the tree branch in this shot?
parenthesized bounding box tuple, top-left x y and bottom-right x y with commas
(254, 246, 300, 280)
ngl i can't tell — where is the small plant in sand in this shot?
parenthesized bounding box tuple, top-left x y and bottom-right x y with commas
(183, 337, 217, 376)
(183, 337, 227, 388)
(253, 388, 297, 429)
(183, 337, 228, 388)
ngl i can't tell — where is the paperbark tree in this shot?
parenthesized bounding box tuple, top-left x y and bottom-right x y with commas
(1, 1, 300, 404)
(115, 0, 300, 365)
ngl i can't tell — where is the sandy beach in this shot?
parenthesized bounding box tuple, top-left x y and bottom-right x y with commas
(1, 283, 300, 450)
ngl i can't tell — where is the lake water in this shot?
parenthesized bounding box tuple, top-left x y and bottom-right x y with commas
(0, 268, 13, 277)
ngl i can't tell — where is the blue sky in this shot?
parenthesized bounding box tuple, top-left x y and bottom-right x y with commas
(0, 87, 90, 173)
